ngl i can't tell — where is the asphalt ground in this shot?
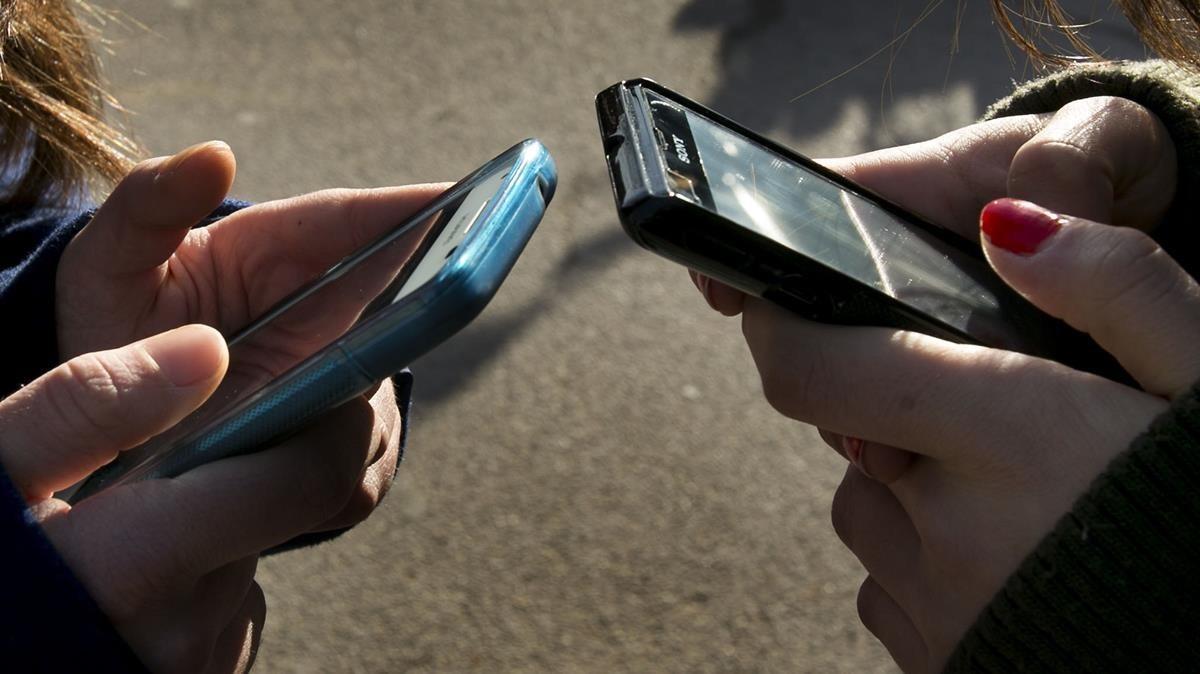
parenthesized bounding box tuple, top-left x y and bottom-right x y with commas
(99, 1, 1141, 671)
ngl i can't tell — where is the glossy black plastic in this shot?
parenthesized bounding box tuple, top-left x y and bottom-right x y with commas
(596, 78, 1124, 380)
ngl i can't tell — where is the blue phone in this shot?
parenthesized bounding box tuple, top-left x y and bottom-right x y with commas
(69, 139, 556, 503)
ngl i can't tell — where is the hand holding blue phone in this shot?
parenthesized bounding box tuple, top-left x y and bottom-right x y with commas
(12, 137, 556, 668)
(67, 139, 556, 502)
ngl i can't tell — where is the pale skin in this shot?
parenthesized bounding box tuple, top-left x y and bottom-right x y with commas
(0, 142, 449, 672)
(694, 97, 1199, 671)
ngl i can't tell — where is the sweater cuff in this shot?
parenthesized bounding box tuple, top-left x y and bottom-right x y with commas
(0, 207, 93, 396)
(981, 60, 1200, 272)
(946, 379, 1200, 672)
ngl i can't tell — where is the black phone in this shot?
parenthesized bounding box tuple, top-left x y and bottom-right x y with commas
(596, 78, 1122, 379)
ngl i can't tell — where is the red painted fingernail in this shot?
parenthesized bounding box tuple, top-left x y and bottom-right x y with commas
(980, 198, 1063, 255)
(842, 436, 872, 479)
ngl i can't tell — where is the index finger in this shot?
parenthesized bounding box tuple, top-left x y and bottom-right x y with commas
(205, 183, 452, 332)
(739, 297, 1164, 463)
(819, 113, 1050, 240)
(209, 183, 451, 283)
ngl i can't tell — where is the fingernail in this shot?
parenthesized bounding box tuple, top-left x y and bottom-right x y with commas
(841, 436, 872, 479)
(156, 140, 231, 180)
(142, 325, 227, 387)
(980, 198, 1063, 255)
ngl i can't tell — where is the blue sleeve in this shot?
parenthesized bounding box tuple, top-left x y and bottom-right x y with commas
(0, 206, 93, 397)
(0, 205, 146, 668)
(0, 198, 413, 665)
(0, 200, 251, 397)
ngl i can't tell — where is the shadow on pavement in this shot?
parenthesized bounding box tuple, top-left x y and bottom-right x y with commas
(672, 0, 1144, 147)
(412, 226, 640, 405)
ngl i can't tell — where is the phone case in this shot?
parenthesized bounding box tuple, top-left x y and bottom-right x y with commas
(70, 140, 557, 502)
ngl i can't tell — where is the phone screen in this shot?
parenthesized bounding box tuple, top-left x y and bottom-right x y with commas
(220, 165, 509, 397)
(642, 90, 1031, 349)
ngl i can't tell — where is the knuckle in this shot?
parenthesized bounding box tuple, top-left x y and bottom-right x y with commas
(295, 407, 376, 520)
(915, 518, 956, 566)
(933, 138, 986, 209)
(1010, 99, 1151, 181)
(335, 480, 383, 526)
(1088, 230, 1183, 325)
(237, 585, 268, 672)
(1063, 95, 1143, 120)
(300, 187, 379, 249)
(1056, 96, 1160, 143)
(1013, 98, 1171, 208)
(374, 454, 399, 502)
(313, 186, 360, 203)
(292, 186, 356, 206)
(247, 581, 267, 621)
(1084, 95, 1161, 134)
(293, 459, 357, 523)
(282, 187, 358, 228)
(340, 399, 378, 467)
(1011, 135, 1109, 187)
(747, 324, 824, 422)
(311, 186, 362, 216)
(333, 463, 392, 532)
(830, 474, 855, 547)
(370, 377, 398, 409)
(855, 578, 884, 633)
(47, 354, 136, 446)
(759, 363, 818, 421)
(756, 360, 799, 417)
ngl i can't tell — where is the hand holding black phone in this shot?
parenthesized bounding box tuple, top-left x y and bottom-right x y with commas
(596, 78, 1124, 380)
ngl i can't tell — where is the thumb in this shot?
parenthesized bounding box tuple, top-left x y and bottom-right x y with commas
(0, 325, 228, 501)
(980, 198, 1200, 397)
(56, 142, 236, 358)
(62, 141, 236, 282)
(1007, 97, 1176, 230)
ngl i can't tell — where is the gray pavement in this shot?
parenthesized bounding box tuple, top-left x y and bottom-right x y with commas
(101, 1, 1141, 671)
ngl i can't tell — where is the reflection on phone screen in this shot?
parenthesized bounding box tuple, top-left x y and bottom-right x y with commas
(646, 90, 1028, 348)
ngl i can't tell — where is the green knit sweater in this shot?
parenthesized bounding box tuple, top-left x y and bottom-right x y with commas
(946, 61, 1200, 672)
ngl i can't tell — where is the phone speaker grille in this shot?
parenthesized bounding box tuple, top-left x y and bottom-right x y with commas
(187, 350, 371, 464)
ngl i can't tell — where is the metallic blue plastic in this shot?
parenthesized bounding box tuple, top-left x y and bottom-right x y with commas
(70, 140, 556, 502)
